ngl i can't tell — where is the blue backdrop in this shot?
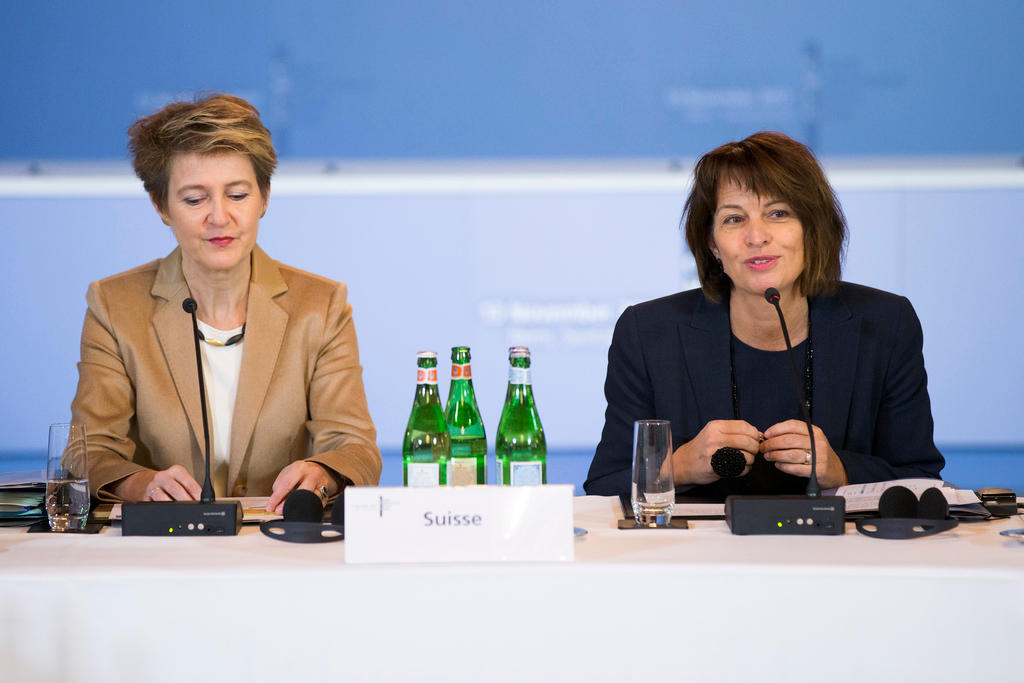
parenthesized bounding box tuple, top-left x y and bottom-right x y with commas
(2, 1, 1023, 160)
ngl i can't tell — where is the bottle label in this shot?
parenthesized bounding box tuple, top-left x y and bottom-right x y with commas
(510, 461, 543, 486)
(416, 368, 438, 385)
(446, 457, 478, 486)
(508, 366, 531, 385)
(406, 462, 440, 487)
(451, 363, 472, 379)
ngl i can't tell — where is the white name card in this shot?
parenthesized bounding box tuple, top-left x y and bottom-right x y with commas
(344, 485, 574, 564)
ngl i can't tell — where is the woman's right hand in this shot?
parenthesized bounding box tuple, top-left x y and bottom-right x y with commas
(111, 465, 203, 502)
(672, 420, 763, 485)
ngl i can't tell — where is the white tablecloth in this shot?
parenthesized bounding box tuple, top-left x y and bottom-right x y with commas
(2, 496, 1022, 682)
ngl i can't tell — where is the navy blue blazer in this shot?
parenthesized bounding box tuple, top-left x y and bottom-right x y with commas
(584, 282, 944, 498)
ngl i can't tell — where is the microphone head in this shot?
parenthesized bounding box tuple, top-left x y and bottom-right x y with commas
(182, 298, 198, 314)
(764, 288, 781, 304)
(878, 485, 918, 518)
(917, 487, 949, 520)
(282, 489, 324, 523)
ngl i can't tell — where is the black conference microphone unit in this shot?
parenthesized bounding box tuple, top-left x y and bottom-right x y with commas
(121, 298, 242, 536)
(259, 488, 345, 543)
(724, 288, 846, 535)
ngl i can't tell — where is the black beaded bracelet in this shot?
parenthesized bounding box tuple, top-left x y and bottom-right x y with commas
(711, 447, 746, 479)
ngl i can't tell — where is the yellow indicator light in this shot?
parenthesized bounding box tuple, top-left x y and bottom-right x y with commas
(777, 522, 783, 527)
(168, 528, 174, 533)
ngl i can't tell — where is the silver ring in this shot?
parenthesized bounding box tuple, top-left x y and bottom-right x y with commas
(149, 488, 158, 496)
(319, 486, 329, 499)
(804, 451, 812, 465)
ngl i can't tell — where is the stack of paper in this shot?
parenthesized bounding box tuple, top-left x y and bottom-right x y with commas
(831, 478, 985, 515)
(0, 470, 46, 525)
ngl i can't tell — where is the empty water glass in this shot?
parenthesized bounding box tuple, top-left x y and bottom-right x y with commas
(631, 420, 674, 526)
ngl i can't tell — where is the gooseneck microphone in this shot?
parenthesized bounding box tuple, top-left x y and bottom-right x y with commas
(120, 298, 242, 536)
(722, 288, 845, 535)
(183, 297, 216, 503)
(764, 287, 820, 498)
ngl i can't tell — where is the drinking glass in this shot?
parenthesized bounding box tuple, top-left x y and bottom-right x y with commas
(46, 423, 89, 532)
(631, 420, 675, 526)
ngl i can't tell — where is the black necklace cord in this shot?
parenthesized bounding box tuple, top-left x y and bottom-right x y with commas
(764, 288, 820, 498)
(196, 323, 246, 347)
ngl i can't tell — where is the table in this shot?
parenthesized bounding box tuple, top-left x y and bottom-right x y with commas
(2, 497, 1023, 682)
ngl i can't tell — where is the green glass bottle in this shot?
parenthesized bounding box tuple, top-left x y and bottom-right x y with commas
(402, 351, 450, 486)
(444, 346, 487, 485)
(495, 346, 546, 485)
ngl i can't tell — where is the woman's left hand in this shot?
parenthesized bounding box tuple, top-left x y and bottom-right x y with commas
(266, 461, 337, 514)
(761, 420, 849, 489)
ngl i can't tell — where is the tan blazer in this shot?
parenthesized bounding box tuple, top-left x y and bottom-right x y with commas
(71, 245, 381, 501)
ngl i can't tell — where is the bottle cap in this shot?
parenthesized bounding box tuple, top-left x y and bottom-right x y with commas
(416, 351, 437, 359)
(508, 346, 530, 359)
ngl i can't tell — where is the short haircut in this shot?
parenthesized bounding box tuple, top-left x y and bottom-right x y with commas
(127, 93, 277, 212)
(682, 131, 847, 303)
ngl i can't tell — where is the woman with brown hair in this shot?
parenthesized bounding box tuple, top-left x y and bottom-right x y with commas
(71, 93, 380, 513)
(585, 131, 943, 498)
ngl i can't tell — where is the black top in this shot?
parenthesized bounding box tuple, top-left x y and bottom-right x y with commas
(729, 335, 809, 495)
(583, 283, 945, 499)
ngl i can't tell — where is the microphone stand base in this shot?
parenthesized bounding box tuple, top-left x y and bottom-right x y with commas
(725, 495, 846, 535)
(121, 500, 243, 536)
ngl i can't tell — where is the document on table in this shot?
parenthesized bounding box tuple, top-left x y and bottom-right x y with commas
(0, 472, 46, 522)
(832, 479, 981, 513)
(0, 471, 45, 488)
(673, 503, 726, 518)
(235, 497, 281, 522)
(619, 494, 725, 519)
(108, 497, 282, 523)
